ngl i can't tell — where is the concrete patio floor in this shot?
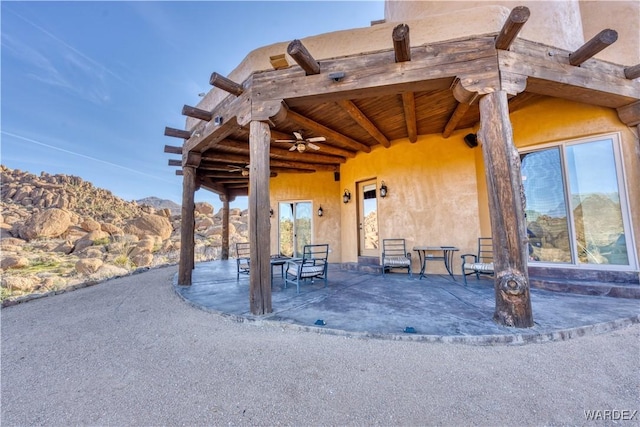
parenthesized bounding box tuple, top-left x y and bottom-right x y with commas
(174, 260, 639, 344)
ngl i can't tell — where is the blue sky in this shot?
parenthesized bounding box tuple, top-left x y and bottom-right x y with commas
(1, 1, 384, 212)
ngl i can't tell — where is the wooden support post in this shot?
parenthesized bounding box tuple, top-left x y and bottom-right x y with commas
(287, 39, 320, 75)
(220, 194, 230, 260)
(392, 24, 411, 63)
(248, 120, 272, 315)
(164, 127, 192, 139)
(182, 105, 213, 122)
(624, 64, 640, 80)
(494, 6, 530, 50)
(478, 90, 533, 328)
(569, 29, 618, 66)
(178, 166, 196, 286)
(209, 72, 244, 96)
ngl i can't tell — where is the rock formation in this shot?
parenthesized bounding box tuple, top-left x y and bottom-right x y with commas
(0, 165, 249, 303)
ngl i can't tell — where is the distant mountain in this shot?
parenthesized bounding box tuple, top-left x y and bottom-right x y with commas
(137, 197, 181, 215)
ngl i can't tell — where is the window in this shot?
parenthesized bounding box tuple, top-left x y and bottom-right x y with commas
(521, 134, 635, 269)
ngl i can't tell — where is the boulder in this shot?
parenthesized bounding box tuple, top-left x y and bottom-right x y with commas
(196, 217, 214, 230)
(53, 241, 74, 254)
(18, 208, 71, 241)
(80, 217, 101, 232)
(131, 252, 153, 267)
(1, 276, 39, 292)
(195, 202, 214, 216)
(75, 258, 103, 275)
(1, 255, 30, 270)
(124, 214, 172, 240)
(73, 230, 110, 253)
(100, 222, 124, 236)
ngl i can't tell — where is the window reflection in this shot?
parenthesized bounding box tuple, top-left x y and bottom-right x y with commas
(521, 137, 629, 266)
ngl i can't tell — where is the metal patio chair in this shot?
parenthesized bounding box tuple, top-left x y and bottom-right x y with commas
(381, 238, 412, 277)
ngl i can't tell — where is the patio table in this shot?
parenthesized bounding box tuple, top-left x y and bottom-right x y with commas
(270, 256, 300, 284)
(413, 246, 459, 280)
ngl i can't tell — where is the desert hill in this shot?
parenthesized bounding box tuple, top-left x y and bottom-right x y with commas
(0, 165, 248, 304)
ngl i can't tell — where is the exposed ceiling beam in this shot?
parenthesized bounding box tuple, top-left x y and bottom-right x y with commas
(401, 92, 418, 143)
(336, 99, 390, 148)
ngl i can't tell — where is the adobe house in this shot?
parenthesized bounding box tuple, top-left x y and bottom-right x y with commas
(165, 1, 640, 327)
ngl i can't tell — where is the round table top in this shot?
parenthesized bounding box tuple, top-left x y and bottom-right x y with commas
(413, 246, 459, 251)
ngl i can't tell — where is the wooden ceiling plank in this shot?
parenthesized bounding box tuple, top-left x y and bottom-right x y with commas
(336, 99, 390, 148)
(402, 92, 418, 143)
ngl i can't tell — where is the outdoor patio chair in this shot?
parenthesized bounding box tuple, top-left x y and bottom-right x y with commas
(284, 244, 329, 293)
(235, 242, 251, 280)
(381, 238, 412, 276)
(461, 237, 494, 285)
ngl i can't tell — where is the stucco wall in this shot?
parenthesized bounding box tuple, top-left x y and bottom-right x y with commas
(339, 133, 482, 274)
(269, 171, 341, 263)
(385, 0, 639, 65)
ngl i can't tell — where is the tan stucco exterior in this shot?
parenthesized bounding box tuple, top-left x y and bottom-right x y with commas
(385, 0, 640, 66)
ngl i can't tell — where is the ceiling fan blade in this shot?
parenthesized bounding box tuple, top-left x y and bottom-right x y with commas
(293, 131, 303, 141)
(275, 139, 296, 143)
(306, 137, 326, 143)
(307, 142, 321, 150)
(289, 145, 297, 151)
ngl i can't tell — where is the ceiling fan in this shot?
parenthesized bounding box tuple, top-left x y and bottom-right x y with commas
(228, 164, 250, 176)
(275, 131, 325, 153)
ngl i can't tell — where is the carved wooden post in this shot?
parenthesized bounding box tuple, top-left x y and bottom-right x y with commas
(220, 194, 230, 260)
(178, 166, 196, 285)
(248, 120, 272, 315)
(478, 90, 533, 328)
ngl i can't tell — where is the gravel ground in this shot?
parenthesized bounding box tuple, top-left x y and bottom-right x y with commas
(2, 265, 639, 426)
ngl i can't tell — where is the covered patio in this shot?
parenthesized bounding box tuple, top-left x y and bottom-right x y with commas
(164, 3, 639, 326)
(173, 261, 640, 344)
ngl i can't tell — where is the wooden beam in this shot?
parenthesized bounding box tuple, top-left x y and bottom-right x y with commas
(164, 127, 192, 139)
(443, 80, 481, 138)
(494, 6, 530, 50)
(402, 92, 418, 143)
(164, 145, 182, 154)
(337, 99, 391, 148)
(178, 166, 196, 286)
(253, 37, 497, 106)
(182, 105, 213, 122)
(442, 102, 471, 138)
(248, 120, 272, 315)
(624, 64, 640, 80)
(270, 54, 289, 70)
(209, 72, 244, 96)
(284, 109, 372, 152)
(168, 159, 181, 167)
(617, 101, 640, 126)
(478, 90, 533, 328)
(175, 170, 183, 176)
(392, 24, 411, 63)
(569, 29, 618, 66)
(287, 39, 320, 75)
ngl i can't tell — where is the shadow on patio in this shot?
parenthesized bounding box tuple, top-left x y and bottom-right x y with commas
(173, 260, 639, 345)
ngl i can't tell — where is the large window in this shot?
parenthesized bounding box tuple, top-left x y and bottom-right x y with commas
(521, 134, 635, 269)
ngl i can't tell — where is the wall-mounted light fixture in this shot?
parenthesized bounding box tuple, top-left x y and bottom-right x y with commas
(380, 181, 388, 198)
(343, 189, 351, 204)
(329, 71, 346, 82)
(269, 207, 274, 218)
(317, 206, 324, 217)
(464, 133, 478, 148)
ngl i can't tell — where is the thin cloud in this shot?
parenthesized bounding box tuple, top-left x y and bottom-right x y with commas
(1, 131, 175, 184)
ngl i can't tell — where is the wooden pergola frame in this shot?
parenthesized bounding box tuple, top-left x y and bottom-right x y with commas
(165, 6, 640, 326)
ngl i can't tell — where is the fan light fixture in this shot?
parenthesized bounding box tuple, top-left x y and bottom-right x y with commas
(317, 206, 324, 217)
(343, 189, 351, 204)
(296, 143, 306, 153)
(380, 181, 388, 198)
